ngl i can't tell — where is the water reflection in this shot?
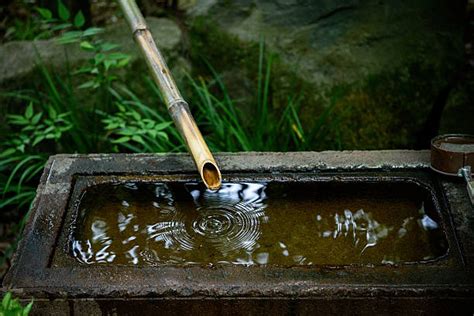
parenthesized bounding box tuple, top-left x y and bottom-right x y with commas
(71, 182, 447, 266)
(313, 202, 441, 262)
(73, 182, 267, 265)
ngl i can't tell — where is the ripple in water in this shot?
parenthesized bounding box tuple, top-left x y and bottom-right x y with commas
(72, 182, 267, 265)
(71, 181, 447, 266)
(142, 184, 266, 264)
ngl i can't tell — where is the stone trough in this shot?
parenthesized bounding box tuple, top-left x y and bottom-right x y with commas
(3, 151, 474, 315)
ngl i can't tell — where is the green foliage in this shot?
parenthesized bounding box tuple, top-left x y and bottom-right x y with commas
(188, 17, 342, 151)
(37, 4, 133, 145)
(57, 0, 71, 21)
(74, 11, 86, 28)
(0, 2, 138, 271)
(75, 47, 130, 90)
(0, 101, 72, 213)
(102, 102, 174, 152)
(0, 292, 33, 316)
(187, 42, 335, 151)
(5, 103, 72, 153)
(4, 0, 88, 41)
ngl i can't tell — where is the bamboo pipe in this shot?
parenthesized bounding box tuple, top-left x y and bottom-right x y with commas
(117, 0, 221, 190)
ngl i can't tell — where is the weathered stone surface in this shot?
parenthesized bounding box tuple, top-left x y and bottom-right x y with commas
(2, 152, 474, 314)
(186, 0, 467, 149)
(0, 17, 181, 86)
(188, 0, 464, 87)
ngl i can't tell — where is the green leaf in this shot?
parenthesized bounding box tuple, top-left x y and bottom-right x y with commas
(7, 114, 28, 125)
(51, 22, 72, 31)
(117, 103, 126, 112)
(94, 53, 106, 65)
(155, 122, 172, 131)
(144, 121, 154, 129)
(148, 130, 157, 138)
(2, 292, 11, 310)
(23, 300, 34, 315)
(73, 66, 94, 75)
(57, 31, 82, 44)
(0, 191, 35, 209)
(100, 42, 120, 52)
(57, 0, 70, 21)
(32, 135, 46, 147)
(157, 132, 169, 141)
(107, 53, 130, 60)
(77, 81, 96, 89)
(80, 41, 94, 51)
(112, 136, 130, 144)
(31, 112, 43, 125)
(117, 57, 130, 68)
(37, 7, 52, 20)
(104, 59, 115, 71)
(48, 106, 57, 120)
(132, 135, 144, 144)
(74, 11, 85, 28)
(131, 111, 141, 121)
(25, 103, 33, 119)
(0, 148, 16, 158)
(83, 27, 103, 37)
(118, 128, 137, 136)
(57, 112, 70, 119)
(16, 161, 45, 193)
(104, 122, 119, 130)
(44, 126, 55, 134)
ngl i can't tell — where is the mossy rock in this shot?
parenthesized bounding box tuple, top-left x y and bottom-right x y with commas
(185, 0, 466, 149)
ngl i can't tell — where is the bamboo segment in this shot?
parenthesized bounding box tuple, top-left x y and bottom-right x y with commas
(169, 102, 222, 190)
(117, 0, 221, 190)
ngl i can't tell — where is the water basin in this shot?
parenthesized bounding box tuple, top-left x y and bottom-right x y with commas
(5, 152, 473, 315)
(70, 180, 447, 266)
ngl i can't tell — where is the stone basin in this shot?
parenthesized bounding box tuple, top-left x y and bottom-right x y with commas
(3, 151, 474, 315)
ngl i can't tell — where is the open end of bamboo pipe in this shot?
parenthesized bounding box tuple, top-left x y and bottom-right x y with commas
(201, 161, 222, 191)
(169, 101, 222, 190)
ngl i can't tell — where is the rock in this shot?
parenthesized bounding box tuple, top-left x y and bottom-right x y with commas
(0, 17, 182, 86)
(186, 0, 467, 149)
(188, 0, 464, 87)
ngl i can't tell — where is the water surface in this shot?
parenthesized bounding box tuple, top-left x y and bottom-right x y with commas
(71, 181, 447, 266)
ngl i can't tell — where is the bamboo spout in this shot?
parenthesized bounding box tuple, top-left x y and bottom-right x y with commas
(117, 0, 221, 190)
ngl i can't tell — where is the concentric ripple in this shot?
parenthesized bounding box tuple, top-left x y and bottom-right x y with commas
(144, 183, 266, 254)
(71, 181, 447, 266)
(180, 202, 263, 253)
